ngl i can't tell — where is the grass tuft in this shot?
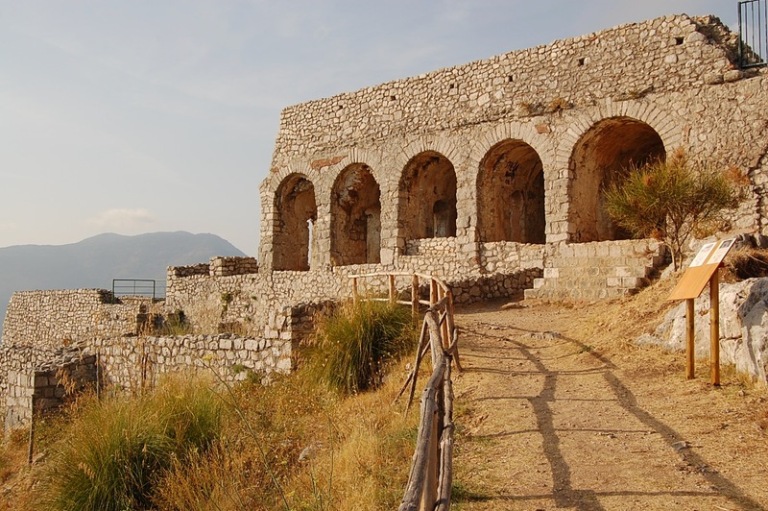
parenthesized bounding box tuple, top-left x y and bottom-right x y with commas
(36, 375, 221, 511)
(307, 301, 417, 395)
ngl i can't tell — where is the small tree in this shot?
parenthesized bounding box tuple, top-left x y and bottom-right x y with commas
(603, 149, 742, 270)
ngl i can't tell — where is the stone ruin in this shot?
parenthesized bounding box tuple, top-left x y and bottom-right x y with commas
(3, 13, 768, 429)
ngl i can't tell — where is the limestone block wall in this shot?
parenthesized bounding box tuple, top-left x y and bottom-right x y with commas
(89, 334, 292, 391)
(1, 346, 96, 430)
(1, 290, 157, 349)
(259, 13, 768, 276)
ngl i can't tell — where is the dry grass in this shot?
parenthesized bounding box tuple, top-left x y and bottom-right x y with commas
(0, 327, 421, 511)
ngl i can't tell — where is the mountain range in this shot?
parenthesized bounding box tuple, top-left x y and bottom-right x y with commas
(0, 231, 246, 336)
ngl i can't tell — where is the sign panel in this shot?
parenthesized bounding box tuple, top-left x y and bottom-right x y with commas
(668, 239, 735, 301)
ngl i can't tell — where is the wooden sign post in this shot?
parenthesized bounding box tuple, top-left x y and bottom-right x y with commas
(668, 238, 735, 385)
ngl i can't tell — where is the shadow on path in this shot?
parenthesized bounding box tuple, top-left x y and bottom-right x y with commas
(455, 326, 766, 511)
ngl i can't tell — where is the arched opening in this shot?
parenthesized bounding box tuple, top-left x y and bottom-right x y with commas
(273, 174, 317, 271)
(568, 117, 665, 242)
(330, 163, 382, 266)
(477, 140, 545, 243)
(398, 151, 457, 243)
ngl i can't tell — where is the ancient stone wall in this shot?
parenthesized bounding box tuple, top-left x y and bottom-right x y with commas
(90, 334, 292, 391)
(1, 346, 96, 429)
(1, 290, 157, 350)
(259, 14, 768, 274)
(5, 13, 768, 426)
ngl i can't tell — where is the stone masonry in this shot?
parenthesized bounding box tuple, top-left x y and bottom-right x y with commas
(4, 13, 768, 427)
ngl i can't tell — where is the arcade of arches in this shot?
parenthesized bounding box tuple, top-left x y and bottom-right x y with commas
(270, 117, 666, 270)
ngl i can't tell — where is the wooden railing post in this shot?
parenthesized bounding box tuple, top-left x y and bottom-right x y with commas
(389, 274, 396, 304)
(430, 279, 438, 306)
(420, 408, 440, 511)
(352, 277, 359, 305)
(411, 274, 419, 317)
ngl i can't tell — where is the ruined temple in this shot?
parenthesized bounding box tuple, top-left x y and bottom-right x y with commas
(3, 13, 768, 428)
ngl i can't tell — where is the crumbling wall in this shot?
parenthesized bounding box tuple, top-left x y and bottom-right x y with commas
(1, 290, 155, 349)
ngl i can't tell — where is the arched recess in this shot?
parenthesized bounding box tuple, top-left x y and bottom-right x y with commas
(273, 173, 317, 271)
(477, 139, 545, 243)
(398, 151, 457, 242)
(330, 163, 382, 266)
(568, 117, 665, 242)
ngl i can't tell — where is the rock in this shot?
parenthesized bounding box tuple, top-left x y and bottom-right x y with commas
(703, 73, 723, 85)
(640, 278, 768, 383)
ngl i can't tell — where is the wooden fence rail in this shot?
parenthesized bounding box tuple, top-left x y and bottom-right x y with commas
(349, 272, 459, 511)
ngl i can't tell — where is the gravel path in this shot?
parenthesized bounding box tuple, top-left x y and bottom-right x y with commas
(450, 301, 768, 511)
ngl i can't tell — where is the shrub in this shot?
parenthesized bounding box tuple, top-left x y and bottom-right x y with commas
(308, 301, 416, 394)
(37, 376, 222, 511)
(603, 149, 741, 269)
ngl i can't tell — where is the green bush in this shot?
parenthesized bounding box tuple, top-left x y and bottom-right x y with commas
(38, 376, 222, 511)
(603, 149, 741, 269)
(308, 301, 416, 395)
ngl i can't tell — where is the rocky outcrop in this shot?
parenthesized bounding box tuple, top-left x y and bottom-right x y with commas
(639, 278, 768, 384)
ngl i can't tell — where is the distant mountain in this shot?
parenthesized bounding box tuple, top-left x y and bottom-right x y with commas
(0, 232, 246, 335)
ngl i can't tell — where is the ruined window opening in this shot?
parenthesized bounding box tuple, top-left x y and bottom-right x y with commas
(507, 76, 514, 82)
(273, 174, 317, 271)
(567, 116, 665, 243)
(477, 139, 546, 244)
(330, 163, 382, 266)
(398, 151, 458, 249)
(578, 57, 585, 66)
(675, 37, 684, 45)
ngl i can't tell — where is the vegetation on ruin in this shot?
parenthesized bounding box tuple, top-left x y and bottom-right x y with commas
(306, 300, 417, 394)
(36, 376, 222, 511)
(2, 302, 420, 511)
(603, 148, 743, 270)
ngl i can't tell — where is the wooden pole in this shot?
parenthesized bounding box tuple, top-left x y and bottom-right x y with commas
(420, 408, 439, 511)
(27, 396, 35, 465)
(686, 298, 695, 379)
(389, 274, 396, 304)
(411, 274, 419, 317)
(710, 269, 721, 386)
(352, 277, 359, 305)
(430, 279, 438, 306)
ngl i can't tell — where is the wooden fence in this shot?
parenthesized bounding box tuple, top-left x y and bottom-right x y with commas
(350, 273, 459, 510)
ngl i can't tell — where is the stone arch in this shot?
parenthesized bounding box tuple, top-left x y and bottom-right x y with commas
(477, 139, 545, 243)
(568, 116, 665, 242)
(330, 163, 382, 266)
(398, 151, 458, 244)
(273, 173, 317, 271)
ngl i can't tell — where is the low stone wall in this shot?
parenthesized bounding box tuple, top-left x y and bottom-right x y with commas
(89, 334, 292, 391)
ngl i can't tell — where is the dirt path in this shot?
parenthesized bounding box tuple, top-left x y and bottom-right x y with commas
(451, 299, 768, 511)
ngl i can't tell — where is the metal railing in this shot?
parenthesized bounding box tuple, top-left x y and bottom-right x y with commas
(739, 0, 768, 68)
(111, 279, 160, 299)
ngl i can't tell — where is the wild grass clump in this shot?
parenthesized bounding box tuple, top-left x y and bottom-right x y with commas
(308, 300, 417, 394)
(37, 376, 221, 511)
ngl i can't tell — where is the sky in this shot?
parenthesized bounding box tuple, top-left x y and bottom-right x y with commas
(0, 1, 738, 256)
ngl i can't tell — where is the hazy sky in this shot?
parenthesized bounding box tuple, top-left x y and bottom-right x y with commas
(0, 1, 737, 255)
